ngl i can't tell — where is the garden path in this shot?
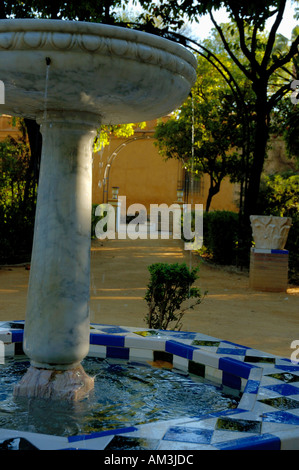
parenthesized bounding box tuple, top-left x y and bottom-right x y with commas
(0, 237, 298, 359)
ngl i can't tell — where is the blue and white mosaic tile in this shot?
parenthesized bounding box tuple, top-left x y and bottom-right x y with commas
(1, 320, 299, 450)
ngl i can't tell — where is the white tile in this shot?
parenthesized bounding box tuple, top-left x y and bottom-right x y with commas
(173, 355, 189, 371)
(129, 348, 153, 361)
(192, 349, 219, 369)
(274, 430, 299, 450)
(125, 334, 165, 351)
(157, 440, 211, 450)
(238, 392, 258, 411)
(88, 344, 106, 358)
(4, 343, 14, 356)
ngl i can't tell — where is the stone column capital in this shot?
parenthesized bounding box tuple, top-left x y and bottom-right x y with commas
(37, 109, 101, 131)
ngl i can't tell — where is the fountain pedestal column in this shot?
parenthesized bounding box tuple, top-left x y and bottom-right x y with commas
(14, 111, 100, 400)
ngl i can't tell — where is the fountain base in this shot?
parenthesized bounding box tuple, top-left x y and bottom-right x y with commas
(13, 365, 94, 401)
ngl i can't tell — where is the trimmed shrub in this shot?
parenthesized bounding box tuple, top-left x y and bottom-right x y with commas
(144, 262, 203, 330)
(202, 211, 239, 265)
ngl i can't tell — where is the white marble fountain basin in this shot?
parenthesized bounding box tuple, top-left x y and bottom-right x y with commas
(0, 19, 197, 123)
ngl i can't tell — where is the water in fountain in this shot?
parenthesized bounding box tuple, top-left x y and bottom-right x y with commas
(1, 357, 239, 437)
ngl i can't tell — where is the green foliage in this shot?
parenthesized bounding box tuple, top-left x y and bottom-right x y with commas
(154, 52, 250, 211)
(137, 0, 299, 217)
(144, 262, 203, 330)
(201, 211, 239, 265)
(94, 122, 146, 152)
(0, 201, 35, 264)
(258, 172, 299, 216)
(284, 106, 299, 162)
(0, 118, 36, 264)
(0, 0, 124, 22)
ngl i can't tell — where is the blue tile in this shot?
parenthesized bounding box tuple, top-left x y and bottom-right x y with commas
(215, 434, 281, 450)
(222, 371, 242, 390)
(219, 357, 255, 379)
(274, 364, 299, 373)
(164, 331, 197, 340)
(100, 327, 130, 334)
(106, 346, 130, 359)
(68, 426, 138, 442)
(90, 333, 125, 347)
(165, 340, 195, 360)
(163, 426, 213, 444)
(217, 348, 246, 356)
(244, 380, 260, 394)
(264, 383, 299, 396)
(221, 340, 251, 349)
(262, 411, 299, 426)
(11, 330, 23, 342)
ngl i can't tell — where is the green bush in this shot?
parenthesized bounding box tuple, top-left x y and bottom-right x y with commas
(144, 262, 203, 330)
(202, 211, 239, 265)
(0, 202, 35, 264)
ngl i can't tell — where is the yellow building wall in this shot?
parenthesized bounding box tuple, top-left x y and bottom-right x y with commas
(206, 177, 240, 212)
(0, 115, 239, 213)
(0, 115, 20, 140)
(92, 119, 239, 212)
(93, 134, 185, 211)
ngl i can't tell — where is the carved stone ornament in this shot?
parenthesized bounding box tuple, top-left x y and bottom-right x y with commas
(250, 215, 292, 250)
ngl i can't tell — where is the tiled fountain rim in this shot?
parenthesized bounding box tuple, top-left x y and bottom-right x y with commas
(1, 321, 299, 450)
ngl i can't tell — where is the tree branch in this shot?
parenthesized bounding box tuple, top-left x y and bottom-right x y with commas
(261, 0, 287, 69)
(267, 35, 299, 77)
(228, 5, 261, 77)
(209, 11, 253, 80)
(267, 82, 293, 111)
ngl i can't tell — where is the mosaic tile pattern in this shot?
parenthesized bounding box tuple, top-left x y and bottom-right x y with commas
(1, 320, 299, 450)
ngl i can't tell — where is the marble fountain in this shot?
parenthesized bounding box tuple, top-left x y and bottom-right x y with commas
(2, 19, 299, 451)
(0, 18, 197, 400)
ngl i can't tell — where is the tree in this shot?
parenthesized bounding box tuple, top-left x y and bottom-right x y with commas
(0, 0, 139, 261)
(0, 0, 124, 22)
(154, 44, 255, 211)
(0, 118, 35, 262)
(136, 0, 299, 219)
(0, 0, 134, 172)
(94, 122, 146, 152)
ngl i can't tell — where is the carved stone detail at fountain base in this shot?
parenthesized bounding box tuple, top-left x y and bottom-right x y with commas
(13, 365, 95, 401)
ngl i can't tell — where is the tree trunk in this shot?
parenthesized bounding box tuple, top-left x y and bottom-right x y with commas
(23, 119, 42, 206)
(244, 90, 270, 220)
(206, 178, 221, 212)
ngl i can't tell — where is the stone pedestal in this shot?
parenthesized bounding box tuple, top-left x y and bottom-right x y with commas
(249, 248, 289, 292)
(249, 216, 292, 292)
(19, 111, 99, 399)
